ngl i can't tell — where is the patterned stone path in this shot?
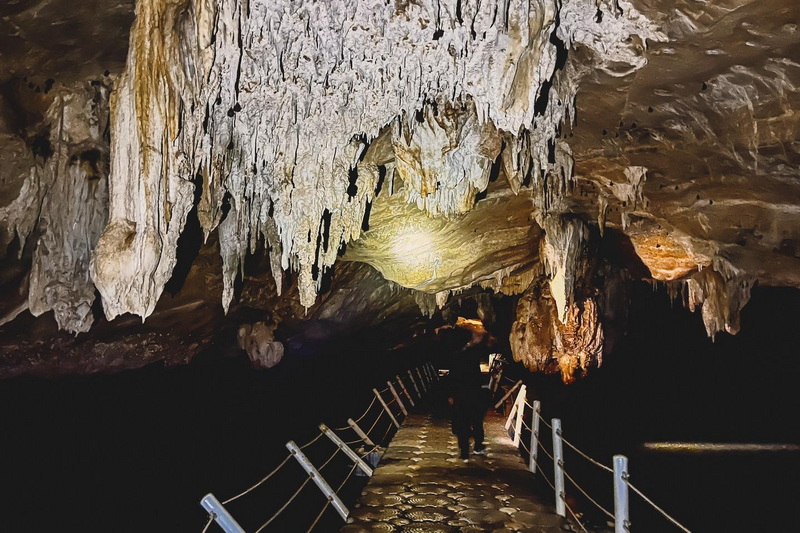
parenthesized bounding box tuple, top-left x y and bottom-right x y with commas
(342, 412, 569, 533)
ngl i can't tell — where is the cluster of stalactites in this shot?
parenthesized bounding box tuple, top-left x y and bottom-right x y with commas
(0, 83, 110, 334)
(86, 0, 663, 321)
(651, 256, 756, 340)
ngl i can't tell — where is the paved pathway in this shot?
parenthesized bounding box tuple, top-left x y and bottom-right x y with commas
(342, 412, 570, 533)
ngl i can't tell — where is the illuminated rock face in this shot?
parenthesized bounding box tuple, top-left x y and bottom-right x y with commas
(1, 0, 800, 379)
(510, 282, 603, 383)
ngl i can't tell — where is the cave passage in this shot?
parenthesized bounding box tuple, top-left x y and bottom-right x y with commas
(0, 286, 797, 532)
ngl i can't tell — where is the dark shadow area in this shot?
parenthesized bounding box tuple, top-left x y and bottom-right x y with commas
(511, 284, 800, 532)
(0, 335, 431, 532)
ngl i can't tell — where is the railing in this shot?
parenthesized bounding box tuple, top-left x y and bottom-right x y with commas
(499, 378, 693, 533)
(199, 362, 439, 532)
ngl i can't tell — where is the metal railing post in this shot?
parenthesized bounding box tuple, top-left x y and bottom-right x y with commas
(286, 441, 349, 520)
(347, 417, 376, 447)
(320, 424, 374, 476)
(552, 418, 566, 517)
(492, 367, 503, 394)
(513, 385, 527, 446)
(373, 388, 400, 428)
(504, 384, 526, 430)
(387, 381, 408, 416)
(415, 367, 428, 394)
(529, 400, 541, 473)
(200, 494, 246, 533)
(495, 379, 524, 410)
(407, 370, 421, 399)
(396, 375, 415, 407)
(614, 455, 630, 533)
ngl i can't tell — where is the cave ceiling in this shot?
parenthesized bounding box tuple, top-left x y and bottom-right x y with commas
(0, 0, 798, 380)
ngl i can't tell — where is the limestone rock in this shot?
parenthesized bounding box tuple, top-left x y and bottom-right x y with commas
(237, 322, 284, 369)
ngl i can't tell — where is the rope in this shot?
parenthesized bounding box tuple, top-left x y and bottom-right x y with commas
(317, 447, 341, 472)
(625, 476, 692, 533)
(365, 407, 385, 437)
(539, 440, 555, 461)
(201, 513, 215, 533)
(360, 445, 381, 458)
(333, 396, 378, 430)
(564, 499, 590, 533)
(563, 468, 614, 519)
(253, 475, 313, 533)
(299, 431, 326, 450)
(222, 453, 293, 504)
(342, 437, 363, 445)
(559, 433, 614, 474)
(522, 419, 531, 430)
(306, 460, 362, 532)
(531, 455, 556, 492)
(539, 417, 553, 430)
(520, 440, 531, 455)
(306, 498, 331, 533)
(380, 418, 395, 444)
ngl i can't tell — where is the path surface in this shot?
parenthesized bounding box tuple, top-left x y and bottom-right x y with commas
(342, 412, 569, 533)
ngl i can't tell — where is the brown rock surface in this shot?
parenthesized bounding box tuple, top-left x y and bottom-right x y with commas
(0, 0, 798, 378)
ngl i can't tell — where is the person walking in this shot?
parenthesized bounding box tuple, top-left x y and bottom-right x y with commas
(448, 329, 489, 461)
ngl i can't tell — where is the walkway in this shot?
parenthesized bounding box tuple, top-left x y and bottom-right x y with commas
(342, 411, 569, 533)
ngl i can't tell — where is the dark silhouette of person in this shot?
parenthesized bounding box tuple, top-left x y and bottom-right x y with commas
(447, 329, 489, 460)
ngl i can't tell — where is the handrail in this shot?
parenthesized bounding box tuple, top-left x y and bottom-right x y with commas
(491, 360, 693, 533)
(518, 396, 693, 533)
(199, 363, 434, 532)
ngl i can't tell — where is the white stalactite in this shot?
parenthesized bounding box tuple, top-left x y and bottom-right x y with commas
(90, 0, 661, 319)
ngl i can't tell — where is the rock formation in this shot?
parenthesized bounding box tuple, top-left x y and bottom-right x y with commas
(0, 0, 799, 378)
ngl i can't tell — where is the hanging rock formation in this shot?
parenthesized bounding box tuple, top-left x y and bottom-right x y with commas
(1, 0, 800, 379)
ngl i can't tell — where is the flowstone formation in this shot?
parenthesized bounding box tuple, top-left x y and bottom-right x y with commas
(1, 0, 800, 379)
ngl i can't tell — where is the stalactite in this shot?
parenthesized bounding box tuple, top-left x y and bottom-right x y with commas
(22, 84, 110, 334)
(89, 0, 661, 320)
(540, 215, 589, 322)
(510, 281, 604, 383)
(687, 258, 755, 339)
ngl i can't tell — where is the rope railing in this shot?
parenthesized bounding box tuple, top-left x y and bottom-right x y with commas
(496, 368, 693, 533)
(221, 453, 293, 505)
(252, 475, 313, 533)
(333, 395, 378, 430)
(199, 363, 435, 533)
(559, 431, 614, 474)
(624, 475, 693, 533)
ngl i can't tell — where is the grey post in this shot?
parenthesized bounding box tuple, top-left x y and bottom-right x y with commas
(614, 455, 630, 533)
(320, 424, 373, 476)
(396, 375, 415, 407)
(347, 417, 376, 447)
(552, 418, 566, 517)
(200, 494, 246, 533)
(415, 367, 428, 394)
(387, 381, 408, 416)
(286, 440, 349, 520)
(407, 370, 421, 399)
(373, 388, 400, 428)
(529, 400, 541, 473)
(513, 385, 527, 446)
